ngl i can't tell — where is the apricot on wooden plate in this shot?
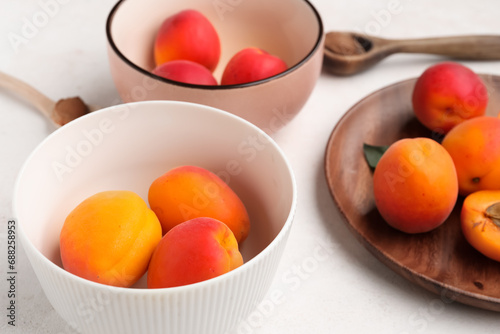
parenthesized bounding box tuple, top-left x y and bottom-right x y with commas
(442, 116, 500, 196)
(412, 61, 488, 134)
(372, 137, 458, 234)
(60, 190, 162, 287)
(461, 190, 500, 262)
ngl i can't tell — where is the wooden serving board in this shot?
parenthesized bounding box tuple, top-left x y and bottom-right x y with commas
(324, 74, 500, 312)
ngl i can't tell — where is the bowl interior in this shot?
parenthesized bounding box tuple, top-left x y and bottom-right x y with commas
(108, 0, 322, 81)
(14, 101, 295, 288)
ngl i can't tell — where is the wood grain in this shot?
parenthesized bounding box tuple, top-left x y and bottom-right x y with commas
(324, 33, 500, 76)
(324, 74, 500, 312)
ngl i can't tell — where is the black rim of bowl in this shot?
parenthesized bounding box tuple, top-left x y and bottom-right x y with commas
(105, 0, 324, 90)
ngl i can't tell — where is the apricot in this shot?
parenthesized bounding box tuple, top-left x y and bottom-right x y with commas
(373, 138, 458, 234)
(154, 9, 221, 72)
(461, 190, 500, 262)
(221, 47, 288, 85)
(147, 217, 243, 289)
(60, 191, 162, 287)
(412, 62, 488, 134)
(152, 60, 218, 85)
(148, 165, 250, 242)
(441, 116, 500, 196)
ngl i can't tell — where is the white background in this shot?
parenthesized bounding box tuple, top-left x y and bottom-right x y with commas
(1, 0, 500, 333)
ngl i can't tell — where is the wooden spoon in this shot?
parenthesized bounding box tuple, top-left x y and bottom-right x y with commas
(0, 71, 98, 127)
(323, 32, 500, 76)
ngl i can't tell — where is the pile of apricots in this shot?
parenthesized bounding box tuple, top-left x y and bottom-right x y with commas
(152, 9, 288, 85)
(371, 61, 500, 263)
(59, 165, 249, 288)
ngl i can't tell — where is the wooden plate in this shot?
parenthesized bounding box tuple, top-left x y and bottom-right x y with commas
(324, 74, 500, 312)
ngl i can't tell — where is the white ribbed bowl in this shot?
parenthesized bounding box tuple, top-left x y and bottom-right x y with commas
(13, 101, 296, 334)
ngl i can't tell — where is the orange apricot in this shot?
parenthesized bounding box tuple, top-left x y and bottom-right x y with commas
(461, 190, 500, 262)
(154, 9, 220, 71)
(152, 60, 218, 85)
(147, 217, 243, 289)
(60, 190, 162, 287)
(412, 62, 488, 134)
(148, 165, 250, 243)
(442, 116, 500, 196)
(373, 137, 458, 233)
(221, 47, 288, 85)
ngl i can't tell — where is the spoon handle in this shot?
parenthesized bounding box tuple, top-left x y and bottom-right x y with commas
(392, 35, 500, 59)
(0, 70, 55, 119)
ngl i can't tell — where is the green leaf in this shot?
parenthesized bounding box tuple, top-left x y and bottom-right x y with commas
(363, 143, 389, 169)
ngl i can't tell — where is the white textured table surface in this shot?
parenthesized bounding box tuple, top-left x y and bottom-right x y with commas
(2, 1, 500, 333)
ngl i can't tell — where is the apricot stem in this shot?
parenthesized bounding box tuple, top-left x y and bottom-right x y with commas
(485, 202, 500, 228)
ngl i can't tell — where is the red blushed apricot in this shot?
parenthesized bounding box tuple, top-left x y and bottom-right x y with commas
(154, 9, 220, 72)
(147, 217, 243, 289)
(412, 62, 488, 134)
(152, 60, 218, 85)
(373, 138, 458, 234)
(442, 116, 500, 196)
(461, 190, 500, 262)
(221, 47, 288, 85)
(60, 191, 162, 287)
(148, 165, 250, 243)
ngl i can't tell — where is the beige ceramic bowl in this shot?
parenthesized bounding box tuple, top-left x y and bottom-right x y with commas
(106, 0, 324, 132)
